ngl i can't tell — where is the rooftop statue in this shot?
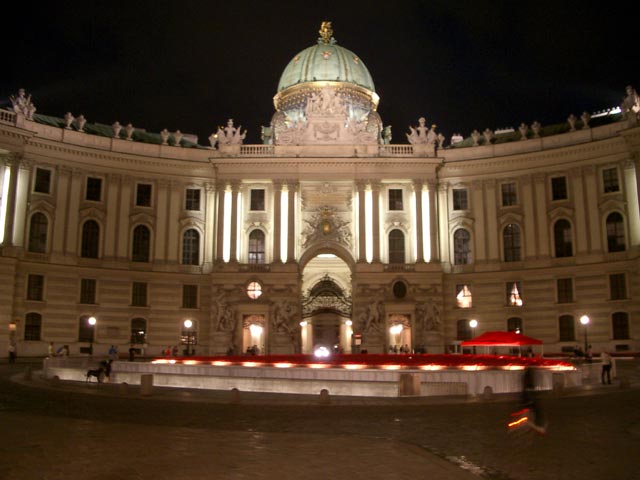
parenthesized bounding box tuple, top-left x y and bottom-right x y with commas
(318, 21, 333, 44)
(406, 117, 430, 144)
(217, 119, 246, 145)
(10, 88, 36, 120)
(621, 85, 639, 121)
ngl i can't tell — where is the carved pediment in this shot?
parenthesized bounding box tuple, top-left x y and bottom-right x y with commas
(130, 212, 155, 226)
(598, 198, 626, 213)
(548, 206, 574, 220)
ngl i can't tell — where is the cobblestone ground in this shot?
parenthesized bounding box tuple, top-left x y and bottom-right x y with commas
(1, 359, 639, 480)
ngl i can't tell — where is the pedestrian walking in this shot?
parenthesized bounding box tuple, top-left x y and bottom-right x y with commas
(601, 350, 612, 384)
(108, 345, 118, 360)
(8, 343, 16, 364)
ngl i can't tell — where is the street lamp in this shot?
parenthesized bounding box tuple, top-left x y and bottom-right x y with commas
(469, 319, 478, 354)
(579, 315, 590, 353)
(183, 319, 193, 356)
(88, 316, 97, 356)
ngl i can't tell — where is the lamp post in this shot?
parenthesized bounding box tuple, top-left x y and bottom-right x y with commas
(88, 316, 97, 356)
(469, 319, 478, 354)
(183, 319, 193, 356)
(579, 315, 590, 354)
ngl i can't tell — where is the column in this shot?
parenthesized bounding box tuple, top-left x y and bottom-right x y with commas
(103, 173, 120, 260)
(116, 176, 132, 260)
(357, 181, 367, 262)
(2, 155, 21, 245)
(484, 179, 499, 261)
(413, 181, 424, 263)
(371, 182, 381, 262)
(154, 179, 169, 262)
(571, 167, 588, 254)
(229, 181, 239, 262)
(272, 181, 282, 263)
(204, 182, 216, 266)
(533, 173, 549, 257)
(624, 160, 640, 247)
(583, 166, 602, 252)
(52, 166, 71, 254)
(215, 183, 226, 261)
(521, 175, 536, 259)
(287, 181, 297, 263)
(472, 180, 486, 262)
(64, 168, 83, 255)
(437, 182, 450, 264)
(427, 180, 438, 262)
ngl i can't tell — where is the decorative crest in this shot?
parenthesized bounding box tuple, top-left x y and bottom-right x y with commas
(319, 21, 333, 44)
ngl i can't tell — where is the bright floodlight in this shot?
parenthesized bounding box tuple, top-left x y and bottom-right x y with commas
(469, 319, 478, 328)
(314, 346, 330, 358)
(249, 324, 263, 335)
(88, 316, 97, 326)
(389, 324, 403, 335)
(299, 321, 308, 327)
(184, 319, 193, 329)
(580, 315, 590, 326)
(345, 320, 352, 326)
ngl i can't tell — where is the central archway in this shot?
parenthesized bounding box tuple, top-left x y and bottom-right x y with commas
(300, 252, 353, 353)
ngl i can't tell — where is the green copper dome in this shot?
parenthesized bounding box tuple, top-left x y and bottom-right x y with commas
(277, 26, 375, 92)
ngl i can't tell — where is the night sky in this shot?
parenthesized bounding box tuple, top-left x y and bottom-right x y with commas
(3, 1, 636, 145)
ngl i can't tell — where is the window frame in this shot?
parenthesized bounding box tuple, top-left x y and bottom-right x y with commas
(135, 183, 153, 207)
(388, 188, 404, 211)
(501, 182, 518, 207)
(33, 167, 52, 194)
(185, 188, 201, 211)
(452, 188, 468, 211)
(26, 274, 45, 301)
(551, 176, 568, 201)
(85, 176, 103, 202)
(250, 188, 266, 211)
(182, 284, 198, 309)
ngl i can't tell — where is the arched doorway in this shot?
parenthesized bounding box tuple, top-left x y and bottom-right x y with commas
(300, 253, 353, 353)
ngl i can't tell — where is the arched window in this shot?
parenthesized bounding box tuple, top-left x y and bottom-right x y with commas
(507, 317, 523, 334)
(132, 225, 151, 262)
(24, 312, 42, 341)
(182, 229, 200, 265)
(248, 230, 266, 264)
(612, 312, 629, 340)
(28, 212, 48, 253)
(388, 229, 405, 263)
(606, 212, 626, 252)
(453, 228, 471, 265)
(553, 219, 573, 257)
(130, 317, 147, 344)
(81, 220, 100, 258)
(559, 315, 575, 342)
(456, 319, 472, 340)
(503, 224, 521, 262)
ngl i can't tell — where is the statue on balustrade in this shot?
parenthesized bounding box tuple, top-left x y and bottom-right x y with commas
(217, 119, 246, 145)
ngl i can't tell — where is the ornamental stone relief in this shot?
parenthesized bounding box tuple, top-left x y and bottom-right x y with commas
(301, 206, 352, 248)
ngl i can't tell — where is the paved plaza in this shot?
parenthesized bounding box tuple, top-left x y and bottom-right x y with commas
(1, 358, 639, 480)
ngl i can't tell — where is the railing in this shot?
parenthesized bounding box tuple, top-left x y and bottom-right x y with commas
(239, 145, 275, 156)
(384, 264, 416, 272)
(379, 145, 414, 156)
(0, 109, 16, 125)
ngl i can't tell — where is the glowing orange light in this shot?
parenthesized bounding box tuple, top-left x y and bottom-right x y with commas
(308, 364, 329, 369)
(242, 362, 260, 367)
(212, 361, 231, 366)
(382, 365, 401, 370)
(274, 363, 293, 368)
(508, 416, 529, 428)
(343, 364, 366, 370)
(419, 364, 444, 371)
(183, 360, 198, 365)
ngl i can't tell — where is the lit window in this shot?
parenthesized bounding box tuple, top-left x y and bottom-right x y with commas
(507, 281, 523, 306)
(247, 281, 263, 300)
(456, 284, 472, 308)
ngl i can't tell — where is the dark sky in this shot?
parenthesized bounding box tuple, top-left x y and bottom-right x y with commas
(3, 1, 636, 145)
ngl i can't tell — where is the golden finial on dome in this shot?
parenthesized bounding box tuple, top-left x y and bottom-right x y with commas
(319, 21, 333, 44)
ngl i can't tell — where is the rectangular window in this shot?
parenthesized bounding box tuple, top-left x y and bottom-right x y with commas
(388, 189, 403, 210)
(602, 167, 620, 193)
(34, 168, 51, 194)
(250, 189, 265, 211)
(551, 176, 568, 201)
(453, 188, 468, 210)
(185, 188, 201, 211)
(78, 316, 95, 342)
(182, 284, 198, 309)
(506, 281, 523, 306)
(501, 182, 517, 206)
(181, 321, 198, 346)
(86, 177, 102, 201)
(26, 274, 44, 301)
(559, 315, 575, 342)
(132, 282, 148, 307)
(80, 279, 97, 304)
(136, 183, 152, 207)
(609, 273, 627, 300)
(557, 278, 574, 303)
(24, 313, 42, 341)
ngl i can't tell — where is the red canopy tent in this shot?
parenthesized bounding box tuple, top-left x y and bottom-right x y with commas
(461, 331, 543, 356)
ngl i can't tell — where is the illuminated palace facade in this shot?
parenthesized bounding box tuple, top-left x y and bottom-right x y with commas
(2, 24, 639, 357)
